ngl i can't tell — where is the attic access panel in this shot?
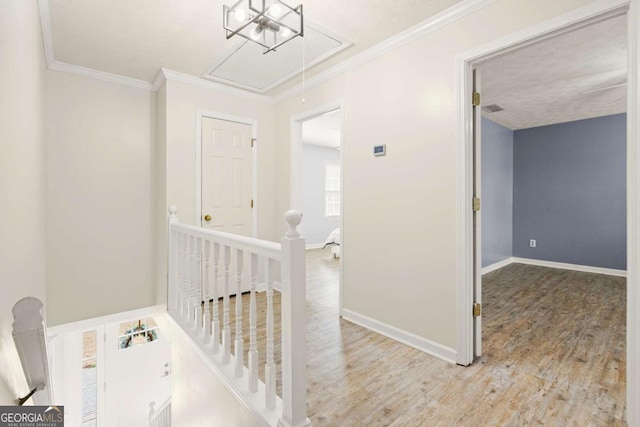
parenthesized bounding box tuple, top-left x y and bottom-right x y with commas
(204, 23, 351, 93)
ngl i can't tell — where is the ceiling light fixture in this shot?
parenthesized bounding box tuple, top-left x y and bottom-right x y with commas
(224, 0, 303, 54)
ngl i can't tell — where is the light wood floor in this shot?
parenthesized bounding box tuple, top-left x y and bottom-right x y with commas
(211, 252, 627, 426)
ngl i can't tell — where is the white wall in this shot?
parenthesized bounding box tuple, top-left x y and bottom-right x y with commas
(302, 144, 340, 246)
(163, 79, 277, 239)
(154, 85, 167, 304)
(274, 0, 602, 352)
(167, 319, 260, 427)
(45, 71, 155, 325)
(0, 0, 47, 404)
(152, 78, 278, 305)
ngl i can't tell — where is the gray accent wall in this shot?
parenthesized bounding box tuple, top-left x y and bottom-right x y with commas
(481, 118, 514, 267)
(302, 144, 341, 246)
(512, 114, 626, 270)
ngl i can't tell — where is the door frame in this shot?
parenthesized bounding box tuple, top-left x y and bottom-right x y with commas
(290, 99, 345, 315)
(195, 109, 258, 236)
(48, 305, 167, 427)
(455, 0, 638, 423)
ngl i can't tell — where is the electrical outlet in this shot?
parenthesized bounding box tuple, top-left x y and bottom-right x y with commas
(530, 239, 536, 248)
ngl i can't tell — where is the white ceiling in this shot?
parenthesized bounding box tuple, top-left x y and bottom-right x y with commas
(206, 23, 349, 92)
(45, 1, 627, 125)
(46, 0, 464, 95)
(302, 110, 341, 148)
(478, 15, 627, 130)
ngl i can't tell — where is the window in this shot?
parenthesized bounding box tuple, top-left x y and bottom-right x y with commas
(325, 162, 340, 217)
(118, 318, 159, 350)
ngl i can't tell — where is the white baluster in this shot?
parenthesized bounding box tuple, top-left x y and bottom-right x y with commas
(170, 230, 177, 314)
(222, 245, 231, 364)
(195, 237, 203, 332)
(279, 210, 310, 427)
(203, 240, 212, 345)
(248, 253, 259, 393)
(265, 258, 275, 410)
(176, 232, 184, 318)
(188, 235, 195, 327)
(181, 233, 189, 320)
(168, 206, 179, 315)
(234, 249, 244, 378)
(212, 242, 221, 354)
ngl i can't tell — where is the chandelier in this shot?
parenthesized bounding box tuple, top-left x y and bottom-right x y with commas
(223, 0, 304, 54)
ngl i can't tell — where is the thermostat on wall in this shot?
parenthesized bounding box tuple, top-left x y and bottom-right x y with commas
(373, 144, 386, 157)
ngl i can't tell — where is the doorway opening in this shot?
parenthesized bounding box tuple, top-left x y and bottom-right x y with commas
(290, 101, 344, 315)
(457, 2, 638, 424)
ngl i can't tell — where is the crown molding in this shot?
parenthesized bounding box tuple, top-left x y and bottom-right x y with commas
(38, 0, 54, 68)
(37, 0, 494, 102)
(152, 69, 167, 91)
(273, 0, 496, 102)
(49, 60, 154, 90)
(38, 0, 153, 91)
(161, 69, 275, 104)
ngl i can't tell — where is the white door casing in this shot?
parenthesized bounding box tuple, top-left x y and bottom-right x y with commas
(48, 313, 169, 427)
(201, 116, 253, 237)
(290, 101, 345, 315)
(456, 0, 633, 368)
(195, 110, 258, 237)
(472, 68, 482, 358)
(457, 2, 639, 425)
(199, 113, 256, 295)
(103, 323, 171, 427)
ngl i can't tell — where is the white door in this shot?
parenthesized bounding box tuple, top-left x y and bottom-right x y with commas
(472, 68, 483, 358)
(201, 117, 254, 296)
(201, 116, 253, 236)
(104, 321, 171, 427)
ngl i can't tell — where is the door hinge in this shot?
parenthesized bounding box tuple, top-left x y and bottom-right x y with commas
(473, 197, 481, 212)
(472, 92, 481, 107)
(251, 138, 256, 148)
(251, 199, 254, 208)
(473, 303, 482, 317)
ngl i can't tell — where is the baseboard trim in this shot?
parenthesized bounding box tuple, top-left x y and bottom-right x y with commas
(481, 257, 515, 275)
(482, 256, 627, 277)
(512, 257, 627, 277)
(305, 243, 324, 250)
(341, 309, 457, 364)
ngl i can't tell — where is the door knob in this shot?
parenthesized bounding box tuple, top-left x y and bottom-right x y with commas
(204, 215, 212, 222)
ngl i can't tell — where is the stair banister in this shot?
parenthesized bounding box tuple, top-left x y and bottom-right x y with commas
(166, 206, 311, 426)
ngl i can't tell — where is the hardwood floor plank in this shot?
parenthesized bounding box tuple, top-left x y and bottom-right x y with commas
(201, 252, 626, 425)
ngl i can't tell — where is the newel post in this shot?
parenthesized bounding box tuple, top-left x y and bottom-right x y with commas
(279, 210, 311, 427)
(168, 206, 179, 315)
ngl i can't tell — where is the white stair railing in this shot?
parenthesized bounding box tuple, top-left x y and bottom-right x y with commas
(167, 207, 310, 427)
(149, 398, 171, 427)
(12, 297, 54, 406)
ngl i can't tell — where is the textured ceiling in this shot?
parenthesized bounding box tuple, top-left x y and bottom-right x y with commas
(47, 0, 463, 94)
(302, 110, 341, 148)
(478, 15, 627, 130)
